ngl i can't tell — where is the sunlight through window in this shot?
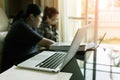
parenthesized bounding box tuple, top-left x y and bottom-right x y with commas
(99, 0, 108, 9)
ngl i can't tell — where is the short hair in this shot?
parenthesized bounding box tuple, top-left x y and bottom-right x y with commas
(23, 4, 42, 18)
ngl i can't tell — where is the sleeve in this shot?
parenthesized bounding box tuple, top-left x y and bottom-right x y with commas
(16, 22, 44, 45)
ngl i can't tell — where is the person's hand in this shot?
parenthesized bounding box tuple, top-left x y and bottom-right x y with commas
(38, 38, 55, 46)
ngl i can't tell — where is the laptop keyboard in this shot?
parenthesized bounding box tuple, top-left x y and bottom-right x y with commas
(35, 53, 66, 69)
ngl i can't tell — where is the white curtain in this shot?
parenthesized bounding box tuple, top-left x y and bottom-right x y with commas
(58, 0, 69, 42)
(58, 0, 82, 42)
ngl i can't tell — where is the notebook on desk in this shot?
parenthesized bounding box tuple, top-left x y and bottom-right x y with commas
(17, 27, 87, 72)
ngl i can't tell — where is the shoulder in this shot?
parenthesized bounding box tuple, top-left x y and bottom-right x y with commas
(12, 19, 30, 30)
(12, 19, 26, 27)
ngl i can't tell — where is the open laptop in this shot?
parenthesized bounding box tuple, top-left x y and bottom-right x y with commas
(17, 27, 87, 72)
(85, 32, 106, 51)
(50, 30, 106, 52)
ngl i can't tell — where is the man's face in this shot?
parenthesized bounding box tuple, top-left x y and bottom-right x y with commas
(32, 14, 42, 28)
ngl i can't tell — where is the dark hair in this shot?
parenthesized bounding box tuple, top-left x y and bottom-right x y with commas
(12, 10, 24, 24)
(23, 4, 42, 18)
(12, 4, 42, 24)
(42, 6, 59, 22)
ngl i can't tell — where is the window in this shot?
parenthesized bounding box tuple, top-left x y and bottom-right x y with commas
(59, 0, 120, 44)
(58, 0, 95, 44)
(98, 0, 120, 44)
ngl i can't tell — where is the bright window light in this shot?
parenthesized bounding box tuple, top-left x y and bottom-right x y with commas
(99, 0, 108, 9)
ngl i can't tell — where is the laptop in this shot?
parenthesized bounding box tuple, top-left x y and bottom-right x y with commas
(17, 27, 87, 72)
(85, 32, 106, 51)
(50, 31, 106, 52)
(49, 42, 86, 51)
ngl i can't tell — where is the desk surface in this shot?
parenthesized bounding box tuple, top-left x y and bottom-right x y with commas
(0, 66, 72, 80)
(0, 55, 83, 80)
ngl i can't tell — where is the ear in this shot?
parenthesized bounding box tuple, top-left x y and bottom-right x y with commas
(29, 14, 35, 21)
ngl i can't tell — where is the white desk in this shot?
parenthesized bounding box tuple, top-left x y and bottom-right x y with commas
(0, 66, 72, 80)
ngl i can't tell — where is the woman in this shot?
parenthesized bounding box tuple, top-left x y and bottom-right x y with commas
(0, 4, 55, 73)
(39, 6, 59, 42)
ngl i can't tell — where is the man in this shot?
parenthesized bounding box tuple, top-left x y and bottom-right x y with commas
(1, 4, 55, 73)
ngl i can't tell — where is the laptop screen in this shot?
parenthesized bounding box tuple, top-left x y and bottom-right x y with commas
(61, 27, 87, 68)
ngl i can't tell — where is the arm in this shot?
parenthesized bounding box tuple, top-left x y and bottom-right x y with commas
(38, 38, 55, 46)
